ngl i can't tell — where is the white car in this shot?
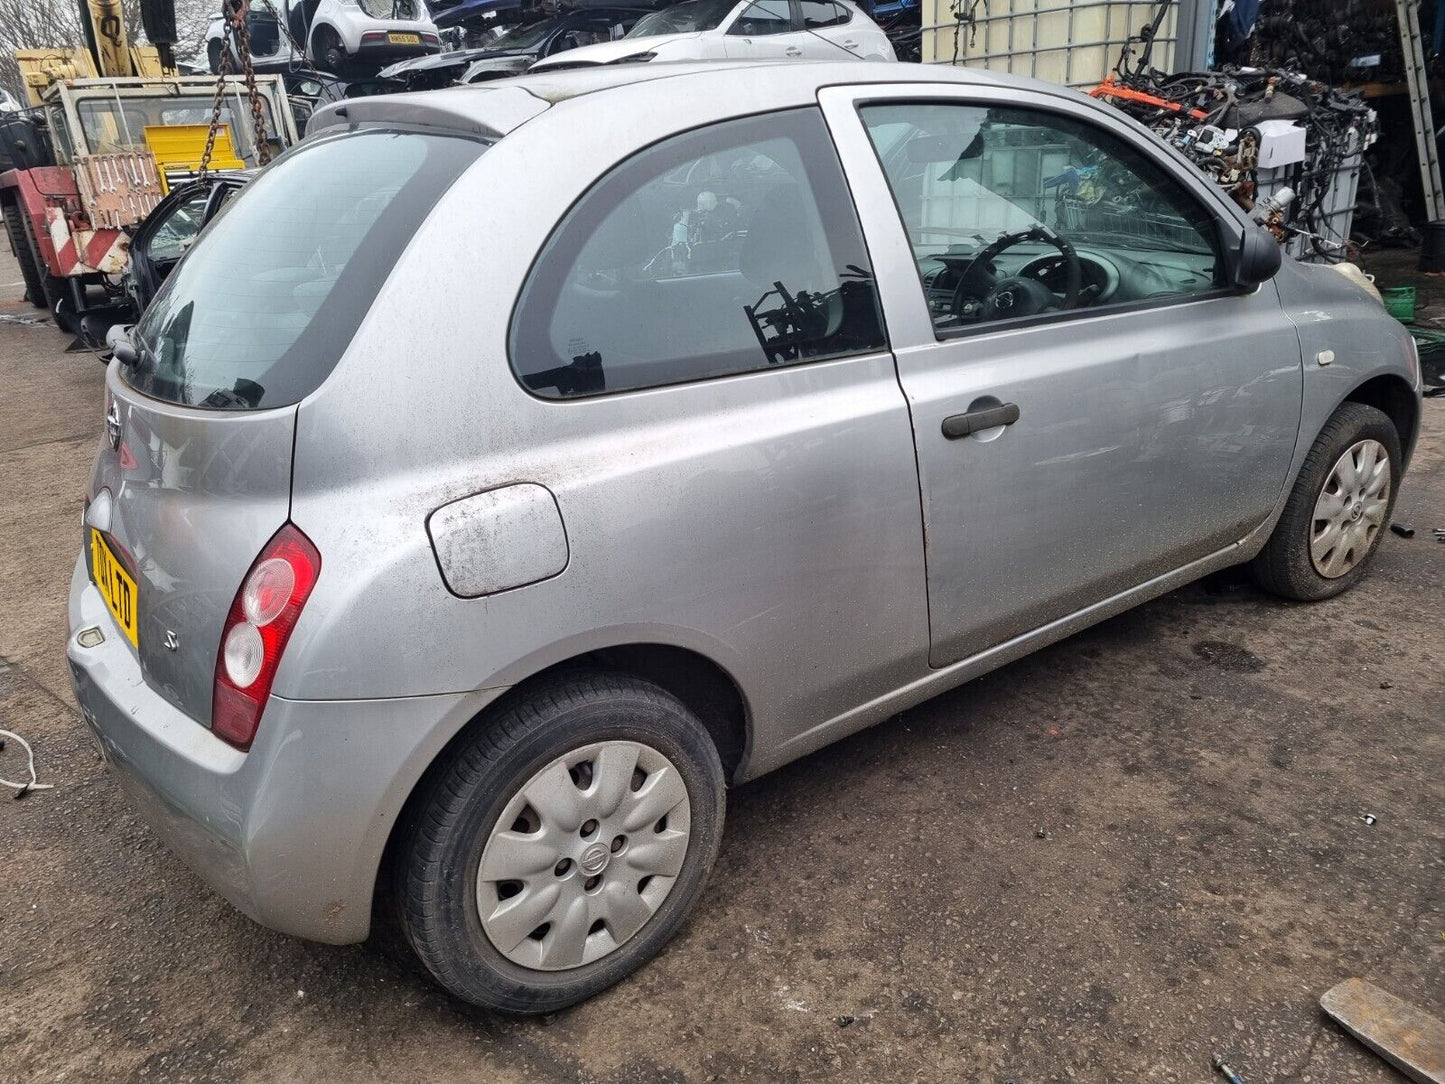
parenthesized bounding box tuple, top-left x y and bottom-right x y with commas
(207, 0, 440, 75)
(0, 87, 22, 113)
(527, 0, 894, 70)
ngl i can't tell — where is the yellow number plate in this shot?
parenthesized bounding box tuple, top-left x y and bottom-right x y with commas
(90, 528, 139, 647)
(388, 32, 421, 44)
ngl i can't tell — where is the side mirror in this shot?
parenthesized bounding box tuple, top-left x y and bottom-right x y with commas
(1233, 224, 1282, 287)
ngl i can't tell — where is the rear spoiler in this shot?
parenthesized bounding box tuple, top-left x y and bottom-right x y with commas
(307, 85, 549, 141)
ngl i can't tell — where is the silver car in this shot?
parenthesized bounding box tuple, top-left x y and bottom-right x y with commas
(69, 62, 1422, 1014)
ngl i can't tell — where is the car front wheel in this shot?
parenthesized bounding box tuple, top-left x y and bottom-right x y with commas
(1252, 401, 1402, 601)
(397, 670, 726, 1014)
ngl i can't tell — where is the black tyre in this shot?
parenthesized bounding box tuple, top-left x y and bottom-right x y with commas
(2, 198, 49, 309)
(19, 200, 64, 314)
(207, 38, 226, 74)
(398, 670, 726, 1014)
(314, 26, 347, 74)
(1252, 401, 1402, 601)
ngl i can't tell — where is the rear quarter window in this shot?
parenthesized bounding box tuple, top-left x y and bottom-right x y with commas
(509, 108, 887, 399)
(128, 129, 484, 410)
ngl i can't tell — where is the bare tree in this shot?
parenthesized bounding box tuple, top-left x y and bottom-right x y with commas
(174, 0, 222, 64)
(0, 0, 220, 104)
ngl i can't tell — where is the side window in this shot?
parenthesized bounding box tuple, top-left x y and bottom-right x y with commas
(859, 101, 1225, 335)
(510, 109, 887, 399)
(801, 0, 850, 27)
(728, 0, 793, 35)
(147, 192, 212, 262)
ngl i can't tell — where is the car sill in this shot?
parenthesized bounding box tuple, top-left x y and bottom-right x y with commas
(759, 535, 1257, 774)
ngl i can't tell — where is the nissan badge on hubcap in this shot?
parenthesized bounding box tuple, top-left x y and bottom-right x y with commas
(476, 740, 691, 971)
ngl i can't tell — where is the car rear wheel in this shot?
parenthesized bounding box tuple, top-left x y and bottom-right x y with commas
(397, 670, 726, 1014)
(1251, 401, 1401, 601)
(313, 25, 346, 73)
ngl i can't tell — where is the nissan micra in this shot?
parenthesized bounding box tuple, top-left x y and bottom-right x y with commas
(69, 62, 1422, 1014)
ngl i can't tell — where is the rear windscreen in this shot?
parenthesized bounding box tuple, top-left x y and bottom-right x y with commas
(127, 129, 484, 410)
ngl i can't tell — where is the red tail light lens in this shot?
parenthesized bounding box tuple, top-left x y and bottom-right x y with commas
(212, 523, 321, 750)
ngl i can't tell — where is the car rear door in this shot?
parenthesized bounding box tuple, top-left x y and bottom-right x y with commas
(819, 83, 1304, 667)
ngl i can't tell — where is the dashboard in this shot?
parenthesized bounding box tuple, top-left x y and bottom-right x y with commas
(1016, 252, 1120, 300)
(918, 241, 1221, 326)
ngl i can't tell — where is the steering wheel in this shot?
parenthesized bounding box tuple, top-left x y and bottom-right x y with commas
(950, 224, 1082, 323)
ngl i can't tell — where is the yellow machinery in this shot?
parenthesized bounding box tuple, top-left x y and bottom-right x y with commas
(143, 124, 246, 191)
(14, 46, 168, 108)
(2, 0, 296, 330)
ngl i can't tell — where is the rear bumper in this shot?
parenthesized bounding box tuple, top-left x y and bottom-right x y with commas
(354, 37, 440, 59)
(66, 556, 506, 944)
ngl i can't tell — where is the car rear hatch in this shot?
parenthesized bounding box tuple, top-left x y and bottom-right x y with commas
(85, 125, 492, 727)
(86, 376, 296, 723)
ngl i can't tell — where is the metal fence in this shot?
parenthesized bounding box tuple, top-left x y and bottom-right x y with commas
(921, 0, 1180, 88)
(1057, 196, 1201, 247)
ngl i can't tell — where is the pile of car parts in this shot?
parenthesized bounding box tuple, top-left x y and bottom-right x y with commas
(1090, 63, 1377, 261)
(1233, 0, 1422, 86)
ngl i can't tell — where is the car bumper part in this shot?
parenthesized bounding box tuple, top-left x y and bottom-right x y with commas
(355, 37, 440, 59)
(66, 556, 504, 944)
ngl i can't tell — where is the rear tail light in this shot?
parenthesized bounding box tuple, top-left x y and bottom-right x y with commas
(213, 524, 321, 750)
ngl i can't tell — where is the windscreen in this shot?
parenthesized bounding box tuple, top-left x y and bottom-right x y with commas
(128, 129, 484, 409)
(627, 0, 736, 37)
(78, 97, 280, 160)
(494, 18, 560, 49)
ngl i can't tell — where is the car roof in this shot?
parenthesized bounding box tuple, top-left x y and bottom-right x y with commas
(308, 60, 1076, 140)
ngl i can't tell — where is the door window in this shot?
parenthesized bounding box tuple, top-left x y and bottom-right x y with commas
(859, 102, 1225, 335)
(510, 109, 886, 399)
(146, 191, 213, 263)
(801, 0, 850, 27)
(727, 0, 794, 35)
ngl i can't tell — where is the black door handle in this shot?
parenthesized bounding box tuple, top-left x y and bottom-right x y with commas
(941, 402, 1020, 439)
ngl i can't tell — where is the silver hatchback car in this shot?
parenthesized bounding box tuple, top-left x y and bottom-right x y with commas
(69, 62, 1421, 1014)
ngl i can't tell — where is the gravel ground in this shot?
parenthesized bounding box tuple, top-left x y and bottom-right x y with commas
(0, 241, 1441, 1084)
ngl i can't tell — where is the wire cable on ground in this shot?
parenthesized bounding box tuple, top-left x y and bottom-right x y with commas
(0, 729, 56, 797)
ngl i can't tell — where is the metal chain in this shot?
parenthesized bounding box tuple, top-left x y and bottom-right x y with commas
(233, 5, 274, 167)
(196, 18, 236, 178)
(197, 0, 273, 177)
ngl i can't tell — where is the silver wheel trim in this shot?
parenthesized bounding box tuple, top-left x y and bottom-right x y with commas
(1310, 438, 1391, 579)
(476, 740, 692, 971)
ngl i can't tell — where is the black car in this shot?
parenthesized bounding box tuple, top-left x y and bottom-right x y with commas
(123, 174, 250, 320)
(377, 7, 648, 89)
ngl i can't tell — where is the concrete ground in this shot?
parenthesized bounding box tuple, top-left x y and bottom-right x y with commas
(0, 239, 1441, 1084)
